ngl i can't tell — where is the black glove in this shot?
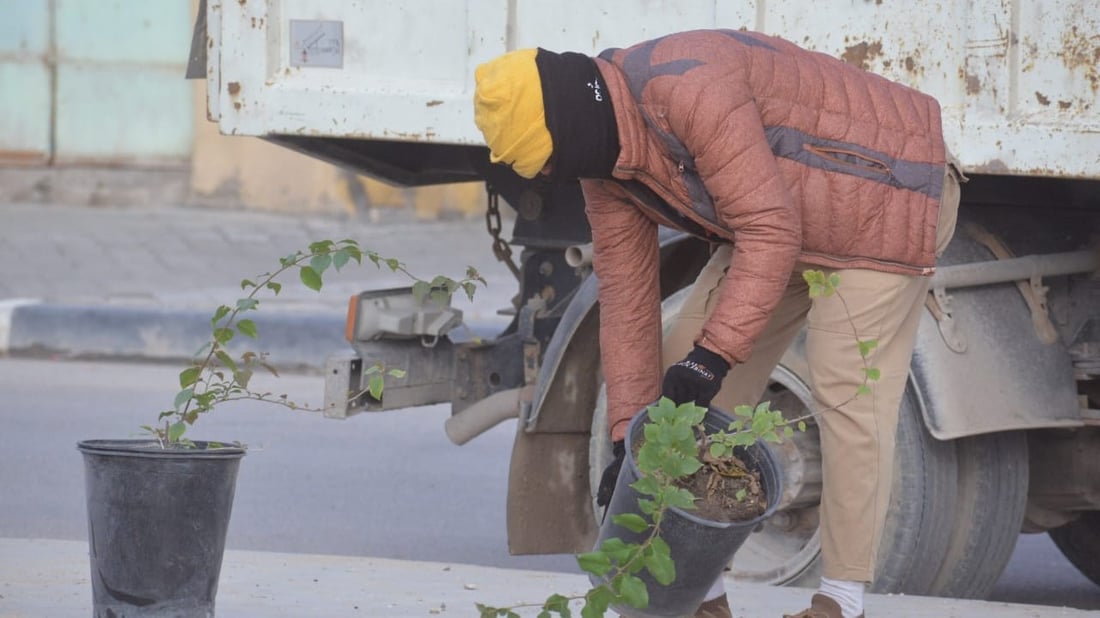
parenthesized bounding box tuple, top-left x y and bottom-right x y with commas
(661, 344, 731, 408)
(596, 440, 625, 509)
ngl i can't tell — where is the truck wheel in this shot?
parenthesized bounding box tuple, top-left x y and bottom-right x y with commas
(926, 431, 1029, 598)
(740, 333, 959, 595)
(588, 289, 960, 594)
(1049, 511, 1100, 587)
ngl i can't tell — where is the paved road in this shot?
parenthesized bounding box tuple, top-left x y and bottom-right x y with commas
(1, 357, 1097, 612)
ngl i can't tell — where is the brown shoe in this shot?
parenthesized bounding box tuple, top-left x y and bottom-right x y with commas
(782, 593, 865, 618)
(694, 593, 732, 618)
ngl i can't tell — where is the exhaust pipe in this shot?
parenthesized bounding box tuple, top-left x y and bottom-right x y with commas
(444, 387, 522, 445)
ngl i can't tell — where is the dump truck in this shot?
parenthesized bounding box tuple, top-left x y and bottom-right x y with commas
(190, 0, 1100, 599)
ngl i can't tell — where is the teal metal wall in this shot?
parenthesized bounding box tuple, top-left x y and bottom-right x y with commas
(0, 1, 193, 166)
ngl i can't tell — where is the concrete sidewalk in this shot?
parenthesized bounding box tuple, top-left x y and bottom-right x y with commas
(1, 538, 1090, 617)
(0, 203, 515, 369)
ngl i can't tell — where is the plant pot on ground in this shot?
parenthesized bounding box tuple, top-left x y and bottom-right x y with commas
(591, 403, 783, 618)
(76, 240, 483, 618)
(78, 440, 244, 618)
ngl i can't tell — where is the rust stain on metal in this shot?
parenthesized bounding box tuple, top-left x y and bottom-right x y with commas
(1061, 25, 1100, 91)
(426, 100, 444, 107)
(227, 81, 241, 96)
(841, 41, 883, 70)
(964, 71, 982, 95)
(1035, 91, 1051, 106)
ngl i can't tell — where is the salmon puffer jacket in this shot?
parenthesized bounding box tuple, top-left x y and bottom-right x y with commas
(581, 30, 947, 441)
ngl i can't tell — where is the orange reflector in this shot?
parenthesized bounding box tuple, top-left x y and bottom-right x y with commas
(345, 294, 359, 342)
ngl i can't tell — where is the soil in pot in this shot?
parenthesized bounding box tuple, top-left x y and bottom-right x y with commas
(632, 434, 769, 523)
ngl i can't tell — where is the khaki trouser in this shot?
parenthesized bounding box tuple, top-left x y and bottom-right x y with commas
(667, 165, 961, 583)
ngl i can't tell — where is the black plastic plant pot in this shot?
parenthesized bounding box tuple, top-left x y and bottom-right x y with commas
(592, 407, 782, 618)
(78, 439, 245, 618)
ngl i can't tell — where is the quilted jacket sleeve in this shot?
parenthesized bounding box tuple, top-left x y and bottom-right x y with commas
(581, 179, 663, 442)
(668, 75, 801, 365)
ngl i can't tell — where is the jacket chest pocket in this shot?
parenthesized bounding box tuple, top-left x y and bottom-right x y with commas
(804, 144, 891, 176)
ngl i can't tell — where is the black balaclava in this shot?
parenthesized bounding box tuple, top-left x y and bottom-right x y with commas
(535, 49, 620, 181)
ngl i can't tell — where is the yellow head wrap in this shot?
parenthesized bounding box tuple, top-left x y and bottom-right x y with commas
(473, 49, 552, 179)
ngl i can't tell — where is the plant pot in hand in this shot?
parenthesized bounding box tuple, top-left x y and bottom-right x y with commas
(592, 406, 783, 618)
(78, 439, 245, 618)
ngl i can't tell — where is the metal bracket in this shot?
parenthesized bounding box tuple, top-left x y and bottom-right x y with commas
(927, 286, 968, 353)
(516, 297, 545, 429)
(966, 223, 1060, 345)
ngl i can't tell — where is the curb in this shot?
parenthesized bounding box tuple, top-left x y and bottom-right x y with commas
(0, 301, 511, 372)
(1, 301, 348, 371)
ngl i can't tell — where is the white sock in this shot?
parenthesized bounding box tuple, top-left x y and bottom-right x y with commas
(818, 577, 864, 618)
(703, 575, 725, 601)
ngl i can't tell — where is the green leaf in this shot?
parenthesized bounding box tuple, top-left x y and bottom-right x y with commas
(576, 551, 612, 577)
(709, 442, 729, 459)
(544, 593, 571, 615)
(617, 574, 648, 609)
(240, 278, 255, 290)
(665, 487, 697, 510)
(798, 420, 808, 432)
(598, 537, 634, 563)
(308, 240, 334, 253)
(644, 543, 676, 585)
(858, 339, 879, 358)
(384, 258, 401, 272)
(310, 253, 332, 274)
(210, 305, 231, 326)
(368, 373, 384, 400)
(857, 384, 872, 397)
(581, 586, 611, 618)
(648, 396, 678, 422)
(237, 319, 258, 339)
(611, 513, 649, 534)
(630, 475, 661, 497)
(828, 272, 841, 289)
(168, 422, 187, 443)
(864, 367, 881, 381)
(179, 367, 201, 388)
(387, 368, 407, 379)
(174, 387, 194, 410)
(214, 328, 234, 344)
(234, 369, 253, 389)
(266, 281, 282, 295)
(215, 350, 238, 372)
(299, 266, 323, 291)
(733, 404, 753, 418)
(411, 281, 431, 303)
(332, 249, 350, 270)
(429, 288, 451, 306)
(462, 281, 478, 301)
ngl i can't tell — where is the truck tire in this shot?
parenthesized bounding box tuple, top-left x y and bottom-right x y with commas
(927, 431, 1029, 598)
(588, 289, 960, 594)
(1049, 511, 1100, 588)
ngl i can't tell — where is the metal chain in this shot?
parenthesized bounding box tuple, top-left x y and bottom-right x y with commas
(485, 185, 521, 281)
